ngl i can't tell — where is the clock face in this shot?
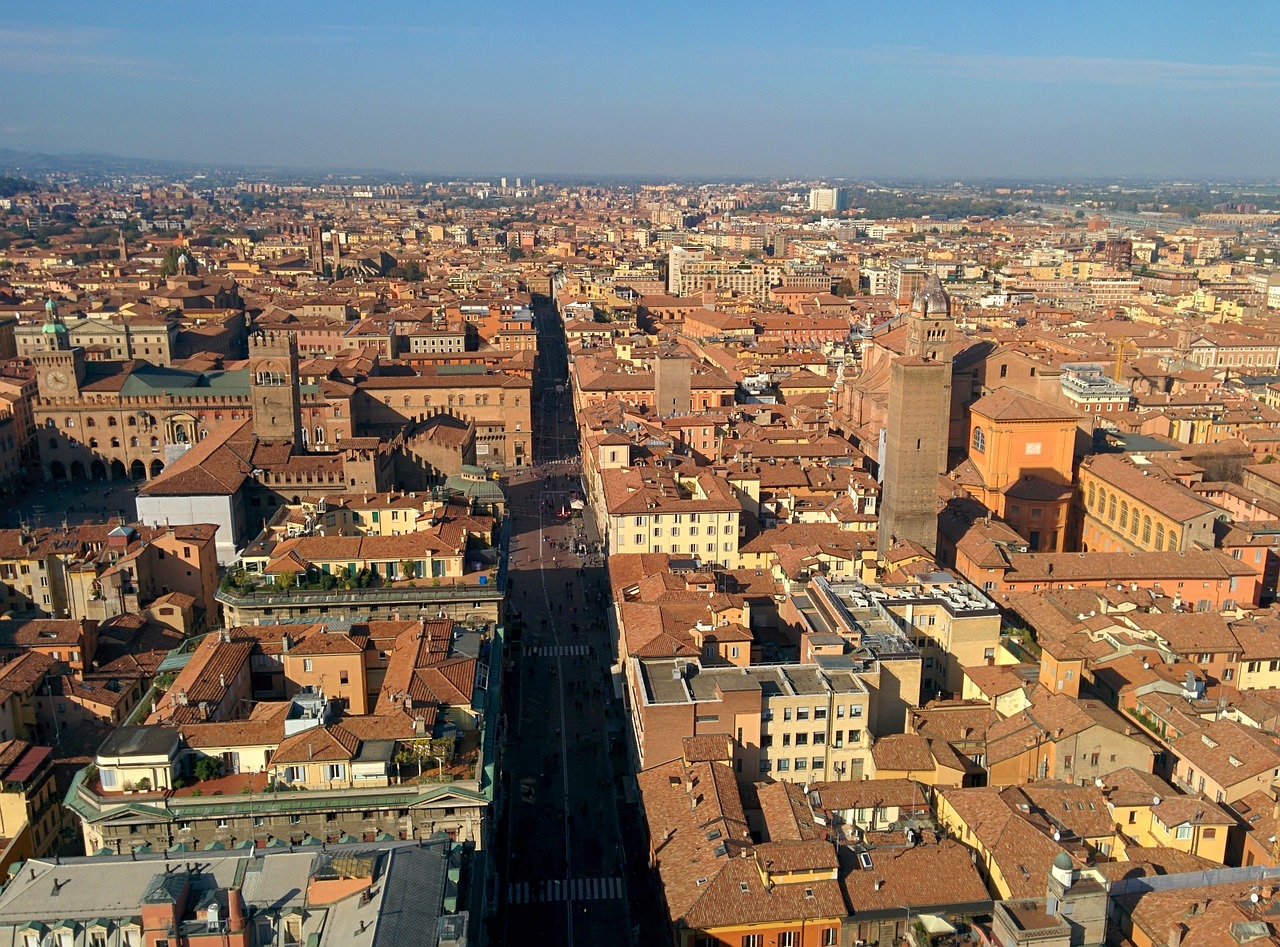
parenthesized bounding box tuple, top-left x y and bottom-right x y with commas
(45, 369, 70, 392)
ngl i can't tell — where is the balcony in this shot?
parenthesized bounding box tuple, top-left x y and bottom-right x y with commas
(216, 578, 504, 610)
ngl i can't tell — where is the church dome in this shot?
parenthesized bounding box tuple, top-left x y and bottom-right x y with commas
(911, 273, 950, 317)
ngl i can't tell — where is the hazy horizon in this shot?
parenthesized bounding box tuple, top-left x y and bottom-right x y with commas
(4, 0, 1279, 180)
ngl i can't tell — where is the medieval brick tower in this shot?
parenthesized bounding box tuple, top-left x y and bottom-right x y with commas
(878, 274, 953, 556)
(249, 330, 303, 450)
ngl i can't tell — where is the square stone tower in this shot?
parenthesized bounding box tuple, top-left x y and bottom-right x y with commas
(249, 329, 303, 450)
(878, 274, 953, 556)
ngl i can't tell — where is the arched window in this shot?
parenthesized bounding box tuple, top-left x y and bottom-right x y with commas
(48, 437, 58, 450)
(1119, 502, 1129, 530)
(150, 436, 159, 448)
(107, 416, 117, 427)
(1108, 495, 1117, 521)
(973, 427, 986, 452)
(1098, 488, 1107, 512)
(111, 437, 120, 448)
(1167, 530, 1178, 550)
(86, 417, 96, 428)
(127, 415, 137, 427)
(1142, 515, 1152, 544)
(64, 416, 74, 428)
(315, 426, 325, 444)
(88, 438, 98, 449)
(1155, 523, 1165, 548)
(1087, 482, 1095, 507)
(1130, 510, 1139, 536)
(130, 436, 139, 448)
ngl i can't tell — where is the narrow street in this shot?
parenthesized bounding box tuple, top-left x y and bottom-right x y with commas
(491, 297, 666, 946)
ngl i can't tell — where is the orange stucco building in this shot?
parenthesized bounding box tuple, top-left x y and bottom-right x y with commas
(955, 387, 1080, 552)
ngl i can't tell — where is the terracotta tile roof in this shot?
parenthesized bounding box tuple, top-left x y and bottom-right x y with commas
(1082, 452, 1217, 523)
(839, 839, 991, 912)
(871, 733, 935, 772)
(1090, 846, 1216, 884)
(1120, 879, 1280, 947)
(181, 704, 289, 749)
(0, 651, 56, 700)
(269, 723, 361, 765)
(146, 632, 254, 724)
(939, 786, 1078, 899)
(753, 781, 824, 842)
(808, 778, 929, 814)
(962, 662, 1036, 701)
(1170, 718, 1280, 786)
(970, 386, 1081, 422)
(1003, 550, 1256, 583)
(682, 734, 733, 764)
(911, 701, 1001, 744)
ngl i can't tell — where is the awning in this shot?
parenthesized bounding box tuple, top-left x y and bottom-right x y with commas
(203, 840, 225, 851)
(917, 914, 957, 936)
(300, 835, 322, 846)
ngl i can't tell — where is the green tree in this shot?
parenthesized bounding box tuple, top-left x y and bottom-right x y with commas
(393, 261, 424, 281)
(833, 278, 856, 297)
(194, 757, 224, 782)
(274, 570, 297, 593)
(160, 246, 195, 277)
(507, 246, 525, 262)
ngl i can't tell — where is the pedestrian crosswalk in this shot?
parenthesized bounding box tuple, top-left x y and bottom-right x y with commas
(507, 876, 625, 904)
(524, 644, 590, 657)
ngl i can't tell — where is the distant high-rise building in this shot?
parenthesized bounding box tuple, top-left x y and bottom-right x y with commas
(529, 178, 537, 189)
(515, 177, 522, 189)
(878, 274, 953, 555)
(500, 177, 508, 189)
(808, 187, 849, 213)
(667, 245, 702, 294)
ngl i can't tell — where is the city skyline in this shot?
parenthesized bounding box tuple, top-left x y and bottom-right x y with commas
(3, 0, 1279, 179)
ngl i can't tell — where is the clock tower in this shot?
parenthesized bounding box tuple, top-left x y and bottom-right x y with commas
(34, 298, 85, 399)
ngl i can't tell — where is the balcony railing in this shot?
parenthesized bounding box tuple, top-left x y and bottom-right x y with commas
(215, 581, 505, 609)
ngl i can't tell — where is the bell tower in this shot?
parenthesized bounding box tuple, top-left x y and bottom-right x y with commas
(905, 272, 954, 365)
(249, 330, 303, 450)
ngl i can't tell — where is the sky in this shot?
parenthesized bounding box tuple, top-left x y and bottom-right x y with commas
(2, 0, 1279, 180)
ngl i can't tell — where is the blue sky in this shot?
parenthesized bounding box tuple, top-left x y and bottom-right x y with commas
(3, 0, 1278, 179)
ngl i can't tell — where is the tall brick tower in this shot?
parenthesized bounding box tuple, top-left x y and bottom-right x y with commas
(310, 224, 325, 276)
(878, 274, 953, 556)
(249, 330, 303, 450)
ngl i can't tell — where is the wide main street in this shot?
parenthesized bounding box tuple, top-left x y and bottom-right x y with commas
(491, 296, 667, 946)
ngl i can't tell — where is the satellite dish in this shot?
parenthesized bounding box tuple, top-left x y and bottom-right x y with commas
(1095, 777, 1104, 788)
(1252, 892, 1260, 904)
(1053, 829, 1061, 842)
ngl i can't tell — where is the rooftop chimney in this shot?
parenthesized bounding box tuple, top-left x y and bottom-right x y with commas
(226, 887, 246, 932)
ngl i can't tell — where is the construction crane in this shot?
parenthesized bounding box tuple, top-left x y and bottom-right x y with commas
(1113, 338, 1140, 382)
